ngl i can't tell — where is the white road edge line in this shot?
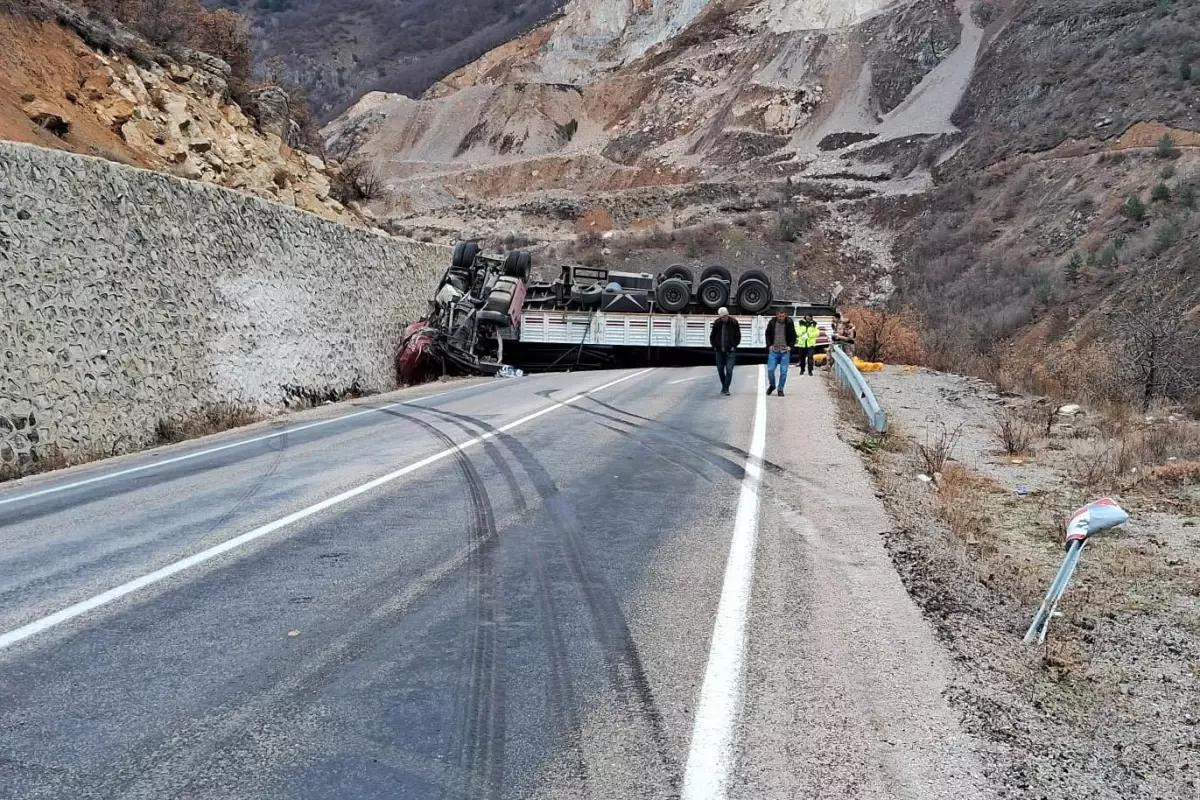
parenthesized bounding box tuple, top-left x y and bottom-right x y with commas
(681, 363, 767, 800)
(0, 381, 493, 509)
(0, 368, 653, 652)
(668, 374, 706, 385)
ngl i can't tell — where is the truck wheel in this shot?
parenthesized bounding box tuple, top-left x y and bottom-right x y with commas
(662, 264, 694, 286)
(580, 283, 604, 307)
(656, 277, 691, 312)
(454, 241, 480, 269)
(739, 268, 771, 289)
(697, 276, 729, 310)
(504, 250, 532, 280)
(700, 265, 732, 284)
(736, 278, 771, 313)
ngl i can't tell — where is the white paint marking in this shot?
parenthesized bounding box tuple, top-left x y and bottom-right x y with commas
(0, 369, 653, 652)
(682, 363, 767, 800)
(0, 383, 485, 509)
(668, 374, 707, 385)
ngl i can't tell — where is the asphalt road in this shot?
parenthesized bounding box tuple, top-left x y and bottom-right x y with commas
(0, 366, 994, 800)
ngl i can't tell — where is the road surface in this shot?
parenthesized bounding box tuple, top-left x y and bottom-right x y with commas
(0, 367, 991, 800)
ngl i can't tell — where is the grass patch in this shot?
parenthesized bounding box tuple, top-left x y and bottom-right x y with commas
(155, 403, 263, 445)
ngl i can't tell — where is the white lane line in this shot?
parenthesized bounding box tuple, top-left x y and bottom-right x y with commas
(0, 368, 653, 652)
(668, 374, 707, 385)
(682, 363, 767, 800)
(0, 380, 503, 508)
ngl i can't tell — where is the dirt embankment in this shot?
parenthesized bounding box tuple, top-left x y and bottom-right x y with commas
(837, 365, 1200, 799)
(0, 12, 362, 225)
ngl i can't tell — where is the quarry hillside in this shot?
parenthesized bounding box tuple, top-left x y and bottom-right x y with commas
(325, 0, 1200, 395)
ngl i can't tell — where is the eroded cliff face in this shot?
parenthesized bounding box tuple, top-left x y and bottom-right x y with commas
(0, 10, 362, 226)
(326, 0, 971, 220)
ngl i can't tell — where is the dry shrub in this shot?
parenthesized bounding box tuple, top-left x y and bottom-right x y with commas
(917, 419, 962, 475)
(934, 463, 995, 550)
(332, 160, 382, 204)
(155, 403, 261, 444)
(1148, 460, 1200, 484)
(844, 307, 926, 364)
(993, 407, 1036, 455)
(72, 0, 253, 89)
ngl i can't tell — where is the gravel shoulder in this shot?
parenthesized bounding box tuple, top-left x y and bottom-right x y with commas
(838, 365, 1200, 799)
(737, 366, 993, 799)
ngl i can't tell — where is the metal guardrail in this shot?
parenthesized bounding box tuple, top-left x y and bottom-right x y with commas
(830, 345, 888, 433)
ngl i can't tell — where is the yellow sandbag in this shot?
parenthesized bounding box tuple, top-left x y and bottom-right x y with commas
(813, 353, 827, 364)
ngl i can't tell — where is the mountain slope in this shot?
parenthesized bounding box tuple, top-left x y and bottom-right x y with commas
(204, 0, 566, 121)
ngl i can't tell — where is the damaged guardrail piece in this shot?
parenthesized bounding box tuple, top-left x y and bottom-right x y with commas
(830, 344, 887, 433)
(1023, 497, 1129, 644)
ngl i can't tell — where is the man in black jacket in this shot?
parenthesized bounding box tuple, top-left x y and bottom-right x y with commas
(709, 307, 742, 395)
(763, 308, 797, 396)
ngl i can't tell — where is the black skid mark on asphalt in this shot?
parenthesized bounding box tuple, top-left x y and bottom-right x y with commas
(401, 406, 587, 791)
(393, 404, 529, 513)
(376, 409, 507, 800)
(410, 405, 682, 797)
(564, 402, 746, 481)
(593, 422, 712, 482)
(581, 395, 787, 476)
(99, 428, 500, 799)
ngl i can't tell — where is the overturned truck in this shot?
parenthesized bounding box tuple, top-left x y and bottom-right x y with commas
(397, 242, 840, 384)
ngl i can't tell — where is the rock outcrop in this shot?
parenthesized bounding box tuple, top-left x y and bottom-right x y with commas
(0, 8, 359, 226)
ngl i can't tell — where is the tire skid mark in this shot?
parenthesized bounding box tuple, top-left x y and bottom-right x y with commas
(101, 417, 492, 800)
(566, 401, 745, 480)
(378, 409, 505, 800)
(581, 395, 787, 476)
(593, 422, 712, 482)
(410, 405, 681, 796)
(401, 405, 588, 789)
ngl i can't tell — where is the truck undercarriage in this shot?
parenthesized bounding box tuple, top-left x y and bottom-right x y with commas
(396, 242, 840, 385)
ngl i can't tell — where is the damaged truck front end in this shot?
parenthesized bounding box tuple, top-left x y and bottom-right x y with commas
(397, 242, 530, 384)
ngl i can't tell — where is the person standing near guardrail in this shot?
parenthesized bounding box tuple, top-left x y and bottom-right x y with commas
(764, 308, 797, 396)
(710, 307, 742, 396)
(795, 314, 820, 377)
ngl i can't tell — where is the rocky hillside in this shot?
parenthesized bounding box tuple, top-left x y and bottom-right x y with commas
(1, 2, 366, 225)
(204, 0, 565, 122)
(327, 0, 1199, 396)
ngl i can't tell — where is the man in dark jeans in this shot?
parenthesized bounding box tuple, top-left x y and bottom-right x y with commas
(710, 307, 741, 395)
(764, 308, 797, 396)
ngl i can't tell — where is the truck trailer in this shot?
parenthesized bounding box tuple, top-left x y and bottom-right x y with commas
(397, 242, 840, 384)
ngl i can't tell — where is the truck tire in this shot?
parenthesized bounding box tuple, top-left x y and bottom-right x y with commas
(656, 277, 691, 312)
(453, 241, 480, 268)
(503, 250, 532, 280)
(662, 264, 694, 286)
(739, 268, 771, 289)
(701, 265, 732, 284)
(697, 276, 729, 310)
(735, 277, 771, 313)
(580, 283, 604, 307)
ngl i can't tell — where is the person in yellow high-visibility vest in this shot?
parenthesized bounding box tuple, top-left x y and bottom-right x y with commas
(794, 314, 820, 376)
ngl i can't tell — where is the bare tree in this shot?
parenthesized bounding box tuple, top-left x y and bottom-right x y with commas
(1117, 280, 1200, 410)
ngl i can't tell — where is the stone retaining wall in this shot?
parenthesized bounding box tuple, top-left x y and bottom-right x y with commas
(0, 141, 445, 473)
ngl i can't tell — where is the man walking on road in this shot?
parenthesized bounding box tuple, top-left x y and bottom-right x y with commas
(795, 314, 820, 376)
(764, 308, 796, 396)
(710, 307, 741, 395)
